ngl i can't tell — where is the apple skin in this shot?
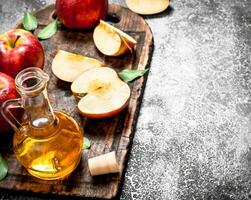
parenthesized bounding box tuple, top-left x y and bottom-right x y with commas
(56, 0, 108, 30)
(78, 98, 130, 119)
(0, 29, 44, 78)
(0, 72, 20, 133)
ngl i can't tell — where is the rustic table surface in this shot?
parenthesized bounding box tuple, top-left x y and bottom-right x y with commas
(1, 0, 251, 199)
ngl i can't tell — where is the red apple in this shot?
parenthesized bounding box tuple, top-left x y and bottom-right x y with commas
(0, 29, 44, 78)
(0, 72, 19, 133)
(56, 0, 108, 30)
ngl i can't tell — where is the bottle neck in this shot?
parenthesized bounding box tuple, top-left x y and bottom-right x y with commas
(23, 88, 55, 129)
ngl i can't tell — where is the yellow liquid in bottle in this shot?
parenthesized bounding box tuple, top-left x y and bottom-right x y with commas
(13, 111, 83, 180)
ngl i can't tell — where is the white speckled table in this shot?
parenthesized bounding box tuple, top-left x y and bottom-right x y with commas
(1, 0, 251, 199)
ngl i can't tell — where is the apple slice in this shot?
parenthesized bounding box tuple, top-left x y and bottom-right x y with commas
(93, 20, 137, 56)
(126, 0, 170, 15)
(77, 79, 130, 118)
(71, 67, 131, 118)
(52, 50, 104, 82)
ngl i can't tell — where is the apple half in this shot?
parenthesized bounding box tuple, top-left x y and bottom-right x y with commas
(126, 0, 170, 15)
(71, 67, 131, 118)
(52, 50, 104, 82)
(93, 20, 137, 57)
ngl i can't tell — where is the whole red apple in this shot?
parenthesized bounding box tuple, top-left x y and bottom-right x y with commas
(56, 0, 108, 30)
(0, 29, 44, 78)
(0, 72, 19, 133)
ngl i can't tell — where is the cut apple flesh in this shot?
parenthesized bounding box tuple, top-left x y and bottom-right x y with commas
(93, 20, 137, 56)
(94, 24, 121, 56)
(71, 67, 131, 118)
(126, 0, 170, 15)
(98, 20, 136, 47)
(78, 79, 130, 118)
(71, 67, 118, 94)
(52, 50, 104, 82)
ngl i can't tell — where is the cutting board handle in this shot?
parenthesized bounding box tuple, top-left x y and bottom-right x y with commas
(106, 12, 121, 24)
(50, 10, 57, 21)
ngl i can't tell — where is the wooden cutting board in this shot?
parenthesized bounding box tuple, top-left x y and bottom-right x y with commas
(0, 4, 153, 199)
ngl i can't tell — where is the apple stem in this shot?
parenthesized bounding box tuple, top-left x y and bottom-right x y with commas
(12, 35, 21, 48)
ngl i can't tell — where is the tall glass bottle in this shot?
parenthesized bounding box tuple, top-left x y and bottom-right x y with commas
(1, 67, 83, 180)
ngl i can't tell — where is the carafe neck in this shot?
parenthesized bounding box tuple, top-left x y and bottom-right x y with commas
(22, 87, 55, 128)
(15, 67, 56, 130)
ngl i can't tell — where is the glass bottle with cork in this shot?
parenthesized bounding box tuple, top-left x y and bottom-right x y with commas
(1, 67, 83, 180)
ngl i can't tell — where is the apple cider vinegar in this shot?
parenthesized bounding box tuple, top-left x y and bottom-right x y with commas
(13, 111, 83, 180)
(1, 68, 83, 180)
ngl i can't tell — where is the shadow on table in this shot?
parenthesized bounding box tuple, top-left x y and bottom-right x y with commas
(0, 189, 120, 200)
(143, 6, 174, 19)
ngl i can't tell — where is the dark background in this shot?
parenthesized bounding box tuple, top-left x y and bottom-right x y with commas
(1, 0, 251, 199)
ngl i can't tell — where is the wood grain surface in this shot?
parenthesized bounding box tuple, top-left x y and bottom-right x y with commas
(0, 4, 153, 199)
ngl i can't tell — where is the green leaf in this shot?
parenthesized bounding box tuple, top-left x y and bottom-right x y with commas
(83, 137, 91, 150)
(37, 19, 58, 40)
(118, 69, 149, 82)
(0, 154, 8, 181)
(22, 12, 38, 31)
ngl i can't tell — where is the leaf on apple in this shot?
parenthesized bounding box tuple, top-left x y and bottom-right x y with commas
(83, 137, 91, 150)
(118, 68, 149, 82)
(37, 19, 58, 40)
(0, 154, 8, 181)
(22, 12, 38, 31)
